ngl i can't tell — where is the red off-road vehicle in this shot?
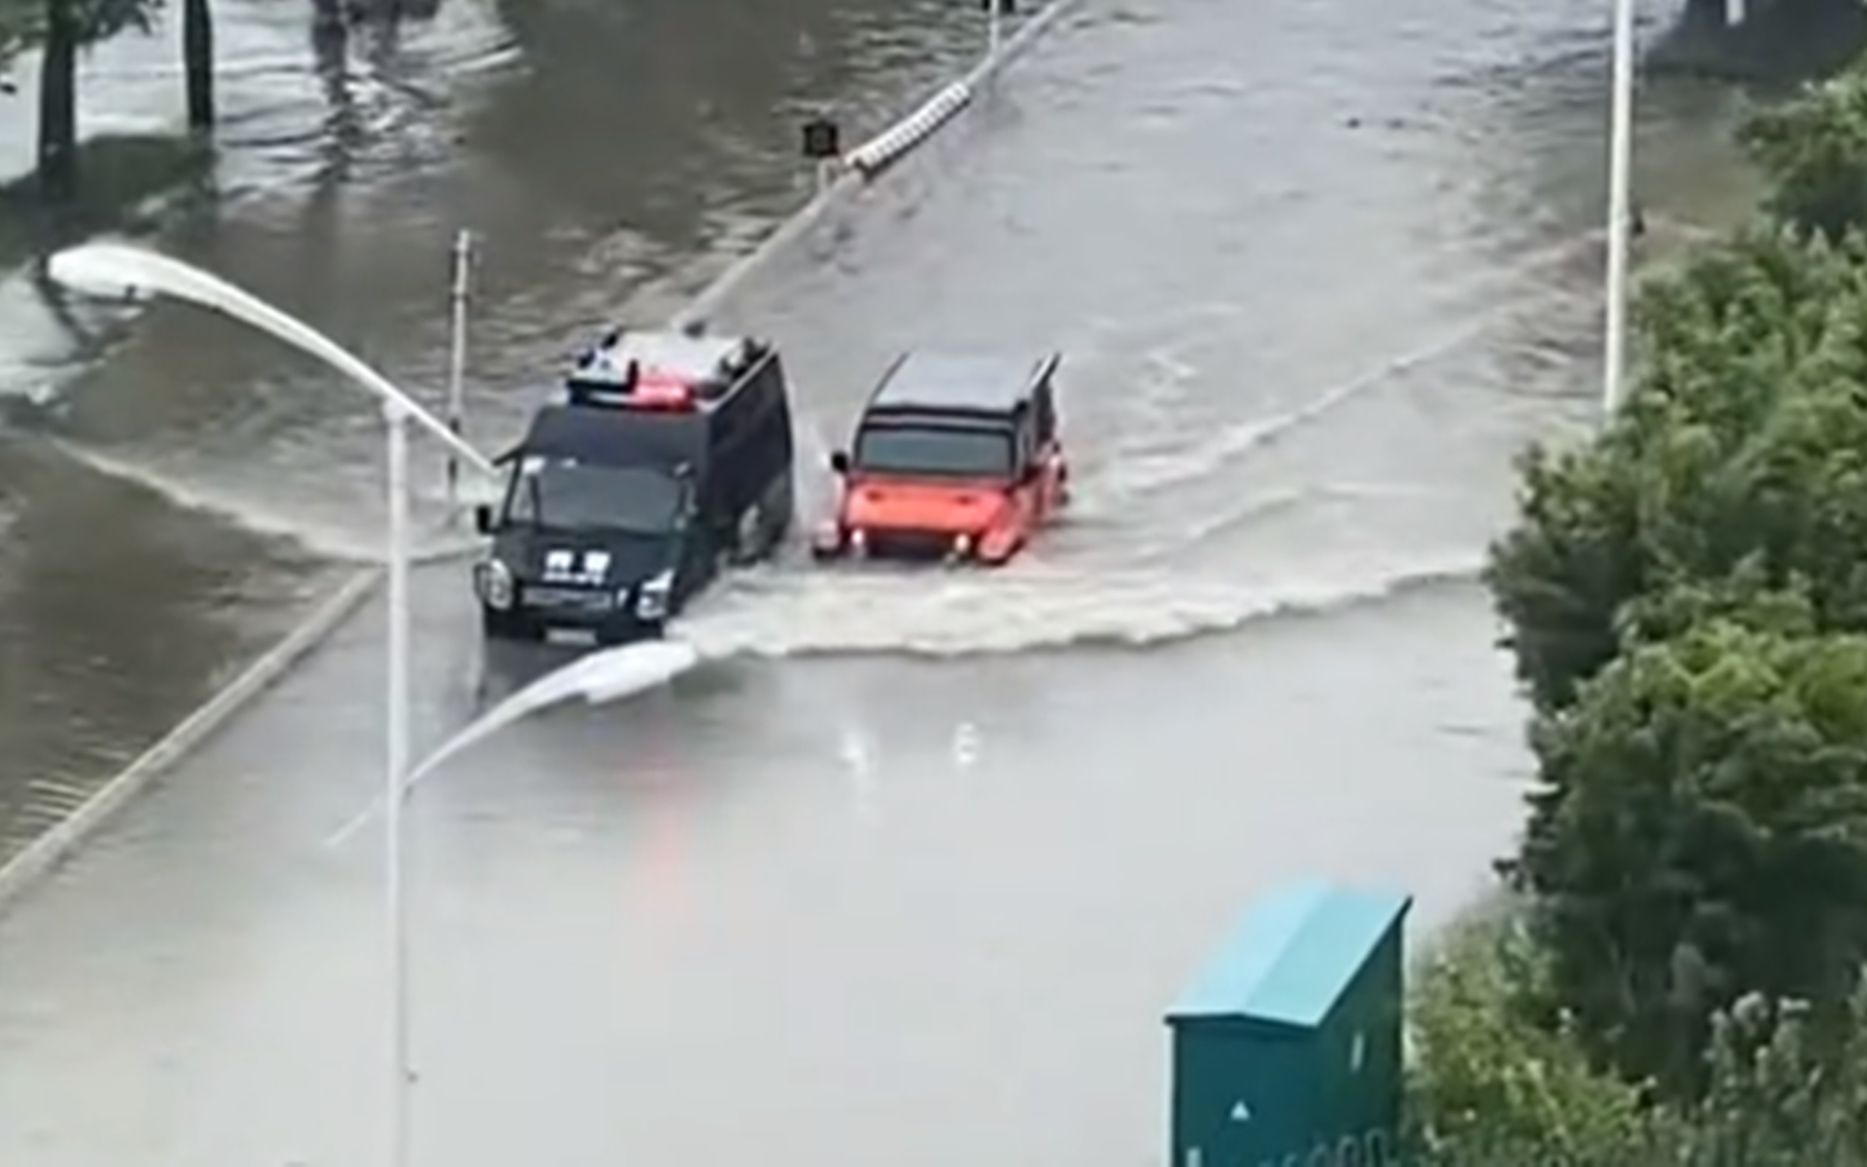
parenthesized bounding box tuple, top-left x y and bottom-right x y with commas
(813, 351, 1068, 565)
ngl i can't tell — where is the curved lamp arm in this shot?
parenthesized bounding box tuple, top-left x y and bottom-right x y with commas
(323, 639, 701, 847)
(48, 241, 498, 477)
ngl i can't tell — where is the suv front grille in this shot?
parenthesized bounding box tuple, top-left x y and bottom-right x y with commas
(867, 530, 959, 560)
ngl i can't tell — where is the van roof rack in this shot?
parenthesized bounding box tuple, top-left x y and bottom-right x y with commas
(565, 328, 765, 410)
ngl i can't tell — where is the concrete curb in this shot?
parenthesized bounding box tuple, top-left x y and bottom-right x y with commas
(0, 566, 384, 912)
(671, 167, 863, 335)
(0, 0, 1086, 912)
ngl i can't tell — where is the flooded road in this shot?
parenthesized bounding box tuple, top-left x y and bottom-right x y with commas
(0, 0, 1771, 1161)
(0, 0, 990, 847)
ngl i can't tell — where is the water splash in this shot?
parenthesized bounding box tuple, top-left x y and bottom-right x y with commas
(674, 551, 1483, 660)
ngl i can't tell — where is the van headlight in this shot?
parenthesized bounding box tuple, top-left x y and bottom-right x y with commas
(475, 558, 515, 611)
(635, 569, 674, 620)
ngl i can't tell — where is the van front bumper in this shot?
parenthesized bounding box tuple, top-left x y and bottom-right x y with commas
(515, 584, 668, 634)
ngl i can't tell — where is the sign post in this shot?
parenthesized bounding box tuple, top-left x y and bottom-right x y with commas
(802, 114, 842, 195)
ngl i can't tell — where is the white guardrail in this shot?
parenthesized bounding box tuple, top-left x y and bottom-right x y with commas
(844, 81, 974, 177)
(0, 0, 1085, 912)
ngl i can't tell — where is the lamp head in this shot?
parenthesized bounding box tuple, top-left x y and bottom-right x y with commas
(47, 244, 156, 302)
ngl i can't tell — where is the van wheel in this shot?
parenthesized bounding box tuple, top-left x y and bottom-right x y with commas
(481, 606, 539, 640)
(732, 505, 764, 566)
(763, 477, 795, 552)
(596, 619, 652, 647)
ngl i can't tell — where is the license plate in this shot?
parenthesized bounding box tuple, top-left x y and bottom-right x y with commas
(524, 586, 613, 611)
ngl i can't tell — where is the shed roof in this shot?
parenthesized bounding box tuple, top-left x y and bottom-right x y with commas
(1166, 880, 1411, 1031)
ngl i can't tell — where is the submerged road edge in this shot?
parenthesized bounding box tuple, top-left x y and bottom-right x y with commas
(672, 0, 1082, 331)
(0, 567, 384, 913)
(0, 0, 1086, 914)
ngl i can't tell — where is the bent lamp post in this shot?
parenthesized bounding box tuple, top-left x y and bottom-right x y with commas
(326, 638, 700, 848)
(47, 240, 497, 1167)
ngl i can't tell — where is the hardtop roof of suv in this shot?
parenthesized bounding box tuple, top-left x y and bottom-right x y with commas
(866, 351, 1059, 421)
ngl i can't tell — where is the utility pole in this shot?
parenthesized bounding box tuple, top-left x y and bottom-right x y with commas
(984, 0, 1016, 57)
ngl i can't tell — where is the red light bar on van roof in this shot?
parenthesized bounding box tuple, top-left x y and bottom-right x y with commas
(628, 365, 696, 409)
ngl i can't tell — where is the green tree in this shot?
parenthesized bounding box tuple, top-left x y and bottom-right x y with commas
(1672, 983, 1867, 1165)
(1741, 63, 1867, 239)
(35, 0, 163, 198)
(1486, 226, 1867, 712)
(1408, 940, 1867, 1165)
(1405, 915, 1664, 1165)
(1509, 616, 1867, 1093)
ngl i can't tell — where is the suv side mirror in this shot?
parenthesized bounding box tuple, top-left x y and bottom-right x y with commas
(829, 450, 850, 475)
(473, 504, 495, 535)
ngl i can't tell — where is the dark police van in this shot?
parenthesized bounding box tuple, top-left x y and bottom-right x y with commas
(472, 328, 795, 644)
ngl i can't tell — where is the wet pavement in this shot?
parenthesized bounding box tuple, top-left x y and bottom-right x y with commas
(0, 562, 1527, 1167)
(0, 0, 1773, 1161)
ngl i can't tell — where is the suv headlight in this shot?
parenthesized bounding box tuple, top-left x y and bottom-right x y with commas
(475, 558, 515, 611)
(635, 569, 674, 620)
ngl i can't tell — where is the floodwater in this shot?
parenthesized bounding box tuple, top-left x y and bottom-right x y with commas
(0, 0, 987, 847)
(0, 0, 1779, 1161)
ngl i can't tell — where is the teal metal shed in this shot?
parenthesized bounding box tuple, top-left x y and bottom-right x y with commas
(1165, 880, 1411, 1167)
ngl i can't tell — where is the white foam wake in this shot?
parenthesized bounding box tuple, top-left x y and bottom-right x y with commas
(1097, 289, 1573, 502)
(324, 549, 1483, 850)
(674, 550, 1485, 660)
(48, 438, 492, 564)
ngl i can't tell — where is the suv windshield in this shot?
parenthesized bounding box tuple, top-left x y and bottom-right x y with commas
(855, 426, 1013, 478)
(504, 458, 687, 535)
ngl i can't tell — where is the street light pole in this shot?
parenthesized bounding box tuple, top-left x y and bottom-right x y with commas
(1603, 0, 1635, 414)
(44, 241, 496, 1167)
(325, 637, 701, 849)
(384, 400, 412, 1167)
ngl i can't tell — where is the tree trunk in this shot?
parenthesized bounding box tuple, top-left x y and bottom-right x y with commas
(36, 0, 78, 200)
(184, 0, 213, 130)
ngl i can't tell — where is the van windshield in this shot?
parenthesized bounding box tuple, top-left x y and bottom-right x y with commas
(855, 426, 1013, 478)
(504, 458, 687, 535)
